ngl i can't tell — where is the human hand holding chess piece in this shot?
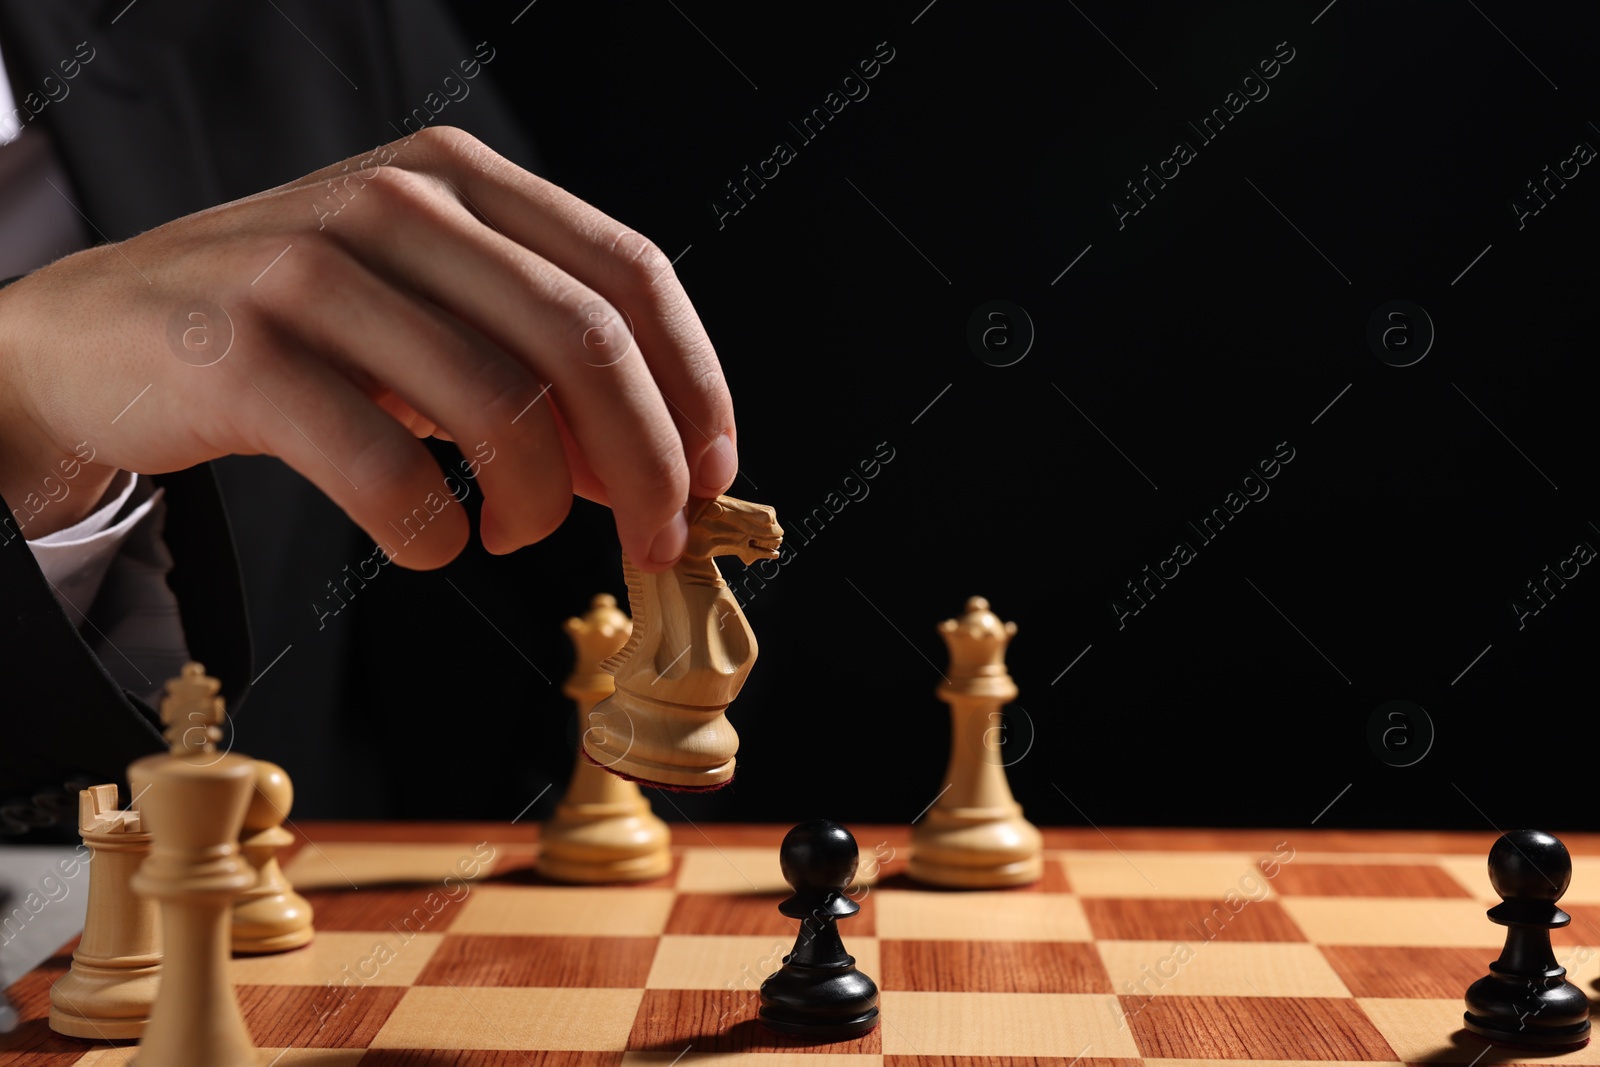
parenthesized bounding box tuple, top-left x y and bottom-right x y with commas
(0, 127, 737, 571)
(582, 494, 781, 790)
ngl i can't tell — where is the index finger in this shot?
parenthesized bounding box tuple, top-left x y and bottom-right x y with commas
(407, 130, 741, 499)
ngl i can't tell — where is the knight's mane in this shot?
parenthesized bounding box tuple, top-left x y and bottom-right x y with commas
(601, 553, 647, 675)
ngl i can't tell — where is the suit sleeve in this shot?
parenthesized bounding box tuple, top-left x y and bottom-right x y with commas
(0, 464, 252, 841)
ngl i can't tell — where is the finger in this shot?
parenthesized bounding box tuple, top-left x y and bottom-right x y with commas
(248, 237, 572, 556)
(198, 320, 468, 570)
(321, 160, 692, 569)
(551, 401, 609, 506)
(403, 129, 740, 500)
(372, 388, 439, 437)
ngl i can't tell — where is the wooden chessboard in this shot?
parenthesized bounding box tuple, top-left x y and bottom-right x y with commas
(9, 824, 1600, 1066)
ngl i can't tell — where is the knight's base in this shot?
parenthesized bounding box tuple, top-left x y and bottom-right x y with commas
(580, 746, 734, 792)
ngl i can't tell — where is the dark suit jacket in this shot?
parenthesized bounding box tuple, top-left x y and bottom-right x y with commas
(0, 0, 541, 837)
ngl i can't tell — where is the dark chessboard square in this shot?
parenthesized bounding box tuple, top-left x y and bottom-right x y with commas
(1121, 995, 1395, 1060)
(880, 941, 1112, 993)
(666, 893, 878, 937)
(0, 953, 96, 1067)
(416, 935, 658, 988)
(628, 988, 881, 1053)
(1268, 863, 1471, 898)
(1321, 945, 1491, 999)
(1082, 898, 1307, 942)
(1554, 904, 1600, 947)
(241, 983, 406, 1048)
(302, 888, 465, 934)
(360, 1053, 626, 1067)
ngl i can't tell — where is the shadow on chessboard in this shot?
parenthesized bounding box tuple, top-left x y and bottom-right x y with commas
(1409, 1029, 1594, 1064)
(629, 1016, 877, 1055)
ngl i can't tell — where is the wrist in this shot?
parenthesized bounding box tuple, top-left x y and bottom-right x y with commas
(0, 277, 119, 540)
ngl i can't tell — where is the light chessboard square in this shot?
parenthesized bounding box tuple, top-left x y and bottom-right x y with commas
(675, 847, 884, 895)
(675, 848, 787, 893)
(1359, 997, 1600, 1064)
(878, 991, 1138, 1056)
(282, 842, 496, 890)
(1279, 899, 1501, 947)
(645, 934, 880, 991)
(228, 931, 443, 987)
(1061, 853, 1274, 899)
(874, 889, 1091, 941)
(1438, 855, 1600, 906)
(72, 1051, 367, 1067)
(1097, 940, 1351, 998)
(371, 986, 643, 1050)
(452, 886, 676, 936)
(1146, 1060, 1406, 1067)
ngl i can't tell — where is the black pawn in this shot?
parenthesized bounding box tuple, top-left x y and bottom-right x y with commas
(758, 820, 879, 1040)
(1464, 829, 1591, 1050)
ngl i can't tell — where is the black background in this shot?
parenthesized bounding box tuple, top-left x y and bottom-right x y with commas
(237, 1, 1600, 833)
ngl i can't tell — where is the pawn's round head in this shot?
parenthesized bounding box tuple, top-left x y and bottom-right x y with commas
(1488, 829, 1571, 902)
(244, 760, 294, 833)
(779, 819, 859, 893)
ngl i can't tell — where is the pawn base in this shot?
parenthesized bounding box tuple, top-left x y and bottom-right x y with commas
(1464, 972, 1592, 1052)
(232, 925, 315, 955)
(1464, 1012, 1590, 1052)
(758, 1006, 880, 1042)
(759, 960, 879, 1043)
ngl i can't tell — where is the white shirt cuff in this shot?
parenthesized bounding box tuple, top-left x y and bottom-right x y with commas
(27, 471, 164, 626)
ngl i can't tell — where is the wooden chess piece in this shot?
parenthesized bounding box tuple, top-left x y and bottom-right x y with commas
(1464, 829, 1591, 1050)
(128, 663, 258, 1067)
(48, 784, 161, 1039)
(582, 495, 782, 790)
(758, 820, 879, 1039)
(231, 760, 314, 953)
(909, 597, 1043, 888)
(541, 594, 672, 882)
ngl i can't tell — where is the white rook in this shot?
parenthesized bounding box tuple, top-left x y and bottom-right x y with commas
(48, 784, 161, 1039)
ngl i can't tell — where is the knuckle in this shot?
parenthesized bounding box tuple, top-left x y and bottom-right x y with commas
(607, 230, 674, 295)
(250, 235, 343, 303)
(364, 165, 438, 213)
(564, 293, 633, 365)
(408, 125, 506, 181)
(410, 124, 485, 161)
(478, 366, 550, 427)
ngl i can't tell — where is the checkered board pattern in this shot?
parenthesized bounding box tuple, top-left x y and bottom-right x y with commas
(9, 825, 1600, 1067)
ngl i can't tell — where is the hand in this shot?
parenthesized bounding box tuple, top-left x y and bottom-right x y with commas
(0, 126, 738, 571)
